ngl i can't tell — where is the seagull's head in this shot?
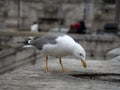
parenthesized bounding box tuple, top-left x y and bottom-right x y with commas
(73, 43, 87, 68)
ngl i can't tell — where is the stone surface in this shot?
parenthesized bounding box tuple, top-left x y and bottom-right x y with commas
(106, 47, 120, 60)
(0, 58, 120, 90)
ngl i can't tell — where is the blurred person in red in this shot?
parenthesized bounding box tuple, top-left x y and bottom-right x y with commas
(72, 21, 81, 33)
(76, 20, 86, 34)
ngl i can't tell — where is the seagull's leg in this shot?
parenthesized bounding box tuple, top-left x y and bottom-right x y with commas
(59, 57, 70, 73)
(45, 55, 51, 72)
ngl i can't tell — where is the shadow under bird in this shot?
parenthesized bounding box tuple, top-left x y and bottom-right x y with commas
(18, 33, 87, 72)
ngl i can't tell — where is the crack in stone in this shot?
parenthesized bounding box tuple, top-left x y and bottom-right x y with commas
(69, 73, 120, 83)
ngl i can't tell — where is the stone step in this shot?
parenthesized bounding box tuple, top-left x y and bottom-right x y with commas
(0, 59, 120, 90)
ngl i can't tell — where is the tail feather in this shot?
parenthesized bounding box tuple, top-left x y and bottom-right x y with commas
(23, 45, 34, 48)
(17, 37, 38, 49)
(17, 37, 32, 44)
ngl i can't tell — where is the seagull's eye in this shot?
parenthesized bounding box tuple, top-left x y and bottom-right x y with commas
(80, 53, 83, 56)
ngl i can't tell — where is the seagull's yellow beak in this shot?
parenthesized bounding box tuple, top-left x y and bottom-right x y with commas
(81, 57, 87, 68)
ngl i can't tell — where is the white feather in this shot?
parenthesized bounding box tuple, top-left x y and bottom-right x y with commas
(23, 45, 34, 48)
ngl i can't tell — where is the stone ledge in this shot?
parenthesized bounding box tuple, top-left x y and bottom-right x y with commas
(0, 59, 120, 90)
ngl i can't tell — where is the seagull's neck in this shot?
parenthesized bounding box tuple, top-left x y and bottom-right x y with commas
(73, 42, 86, 57)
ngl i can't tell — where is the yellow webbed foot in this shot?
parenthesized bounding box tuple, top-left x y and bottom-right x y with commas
(61, 69, 71, 73)
(45, 67, 52, 73)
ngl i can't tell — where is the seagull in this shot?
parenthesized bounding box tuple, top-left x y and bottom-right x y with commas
(20, 33, 87, 72)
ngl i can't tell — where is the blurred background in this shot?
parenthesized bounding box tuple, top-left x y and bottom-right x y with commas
(0, 0, 120, 74)
(0, 0, 119, 32)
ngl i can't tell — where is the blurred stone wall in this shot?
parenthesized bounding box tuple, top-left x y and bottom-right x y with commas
(0, 0, 116, 33)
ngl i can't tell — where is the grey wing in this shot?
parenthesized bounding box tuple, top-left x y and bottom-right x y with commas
(30, 33, 65, 50)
